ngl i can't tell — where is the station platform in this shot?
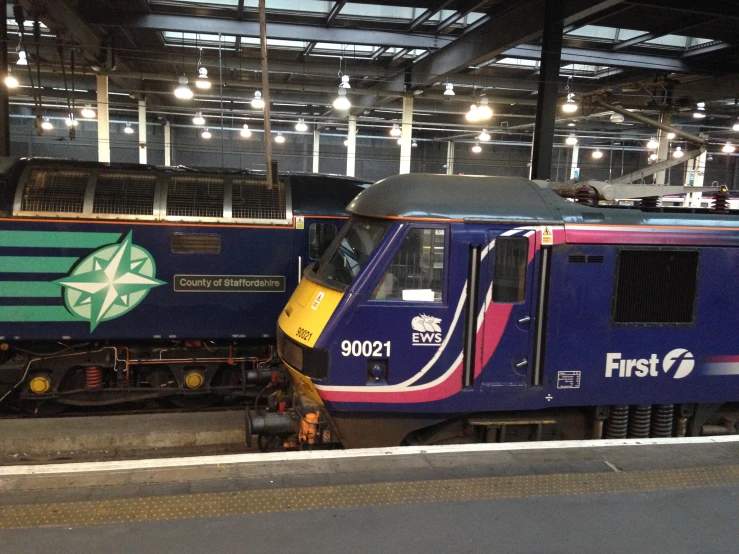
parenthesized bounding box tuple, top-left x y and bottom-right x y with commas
(1, 436, 739, 553)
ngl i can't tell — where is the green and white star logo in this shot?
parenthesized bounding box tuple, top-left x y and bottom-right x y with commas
(54, 231, 165, 331)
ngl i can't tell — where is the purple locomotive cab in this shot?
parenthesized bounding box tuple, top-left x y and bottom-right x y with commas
(254, 173, 739, 449)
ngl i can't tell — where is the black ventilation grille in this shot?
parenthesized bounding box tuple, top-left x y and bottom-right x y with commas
(232, 178, 286, 220)
(93, 172, 157, 215)
(21, 168, 90, 213)
(166, 176, 224, 218)
(613, 249, 699, 325)
(171, 234, 221, 254)
(568, 254, 604, 264)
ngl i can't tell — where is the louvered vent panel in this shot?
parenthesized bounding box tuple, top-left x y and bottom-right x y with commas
(587, 255, 604, 264)
(613, 250, 698, 325)
(93, 172, 157, 215)
(568, 255, 586, 263)
(171, 234, 221, 254)
(166, 176, 224, 218)
(232, 178, 286, 220)
(21, 168, 90, 213)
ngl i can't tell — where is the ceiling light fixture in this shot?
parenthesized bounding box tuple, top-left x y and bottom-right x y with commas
(124, 123, 134, 134)
(295, 118, 308, 132)
(732, 120, 739, 132)
(65, 116, 78, 127)
(340, 74, 351, 89)
(396, 138, 402, 145)
(4, 67, 18, 89)
(471, 143, 482, 154)
(566, 133, 578, 146)
(649, 153, 658, 161)
(16, 49, 27, 67)
(647, 137, 659, 149)
(723, 142, 736, 154)
(673, 146, 684, 158)
(592, 149, 603, 159)
(567, 122, 576, 127)
(667, 132, 676, 140)
(465, 104, 479, 123)
(41, 117, 53, 130)
(562, 93, 578, 114)
(275, 133, 285, 143)
(174, 75, 193, 100)
(201, 128, 212, 139)
(240, 124, 251, 138)
(693, 102, 706, 119)
(333, 87, 351, 110)
(610, 110, 625, 123)
(444, 83, 455, 96)
(390, 123, 401, 137)
(412, 141, 418, 148)
(81, 104, 95, 118)
(196, 66, 211, 90)
(476, 97, 493, 120)
(478, 129, 490, 141)
(344, 139, 349, 147)
(251, 90, 265, 110)
(192, 111, 205, 126)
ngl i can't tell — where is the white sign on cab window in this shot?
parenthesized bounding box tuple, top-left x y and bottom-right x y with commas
(402, 289, 435, 302)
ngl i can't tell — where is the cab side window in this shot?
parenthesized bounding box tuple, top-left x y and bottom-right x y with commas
(492, 237, 528, 303)
(309, 222, 338, 259)
(371, 228, 445, 302)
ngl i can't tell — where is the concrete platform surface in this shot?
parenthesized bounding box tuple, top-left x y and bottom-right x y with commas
(0, 436, 738, 554)
(0, 410, 249, 464)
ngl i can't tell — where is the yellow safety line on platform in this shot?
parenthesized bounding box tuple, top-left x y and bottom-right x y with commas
(1, 465, 739, 529)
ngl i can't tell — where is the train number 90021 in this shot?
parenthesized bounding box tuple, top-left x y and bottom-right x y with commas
(295, 327, 313, 341)
(341, 340, 391, 357)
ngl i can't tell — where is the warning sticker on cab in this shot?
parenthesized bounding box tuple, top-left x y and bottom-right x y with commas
(557, 371, 581, 389)
(542, 226, 553, 246)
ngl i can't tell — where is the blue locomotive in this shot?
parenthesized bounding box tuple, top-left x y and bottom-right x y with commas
(0, 157, 368, 411)
(255, 173, 739, 448)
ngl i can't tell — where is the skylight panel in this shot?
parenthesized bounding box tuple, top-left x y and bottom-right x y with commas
(566, 25, 618, 40)
(644, 34, 690, 47)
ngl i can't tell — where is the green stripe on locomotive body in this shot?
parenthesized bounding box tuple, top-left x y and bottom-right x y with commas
(0, 256, 79, 273)
(0, 282, 61, 297)
(0, 306, 83, 322)
(0, 231, 123, 249)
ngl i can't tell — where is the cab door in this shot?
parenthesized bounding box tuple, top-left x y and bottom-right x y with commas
(479, 229, 541, 389)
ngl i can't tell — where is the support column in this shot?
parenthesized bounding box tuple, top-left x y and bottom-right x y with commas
(399, 94, 413, 174)
(96, 74, 110, 163)
(570, 144, 579, 180)
(446, 141, 455, 175)
(654, 112, 672, 185)
(683, 144, 707, 207)
(312, 129, 320, 173)
(0, 16, 9, 156)
(138, 99, 147, 164)
(346, 115, 357, 177)
(164, 121, 171, 166)
(529, 0, 563, 180)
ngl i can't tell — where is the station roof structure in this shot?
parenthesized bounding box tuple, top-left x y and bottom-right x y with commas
(4, 0, 739, 145)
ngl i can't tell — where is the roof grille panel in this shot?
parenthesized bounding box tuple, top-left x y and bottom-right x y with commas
(232, 177, 286, 220)
(166, 176, 224, 218)
(21, 168, 90, 213)
(93, 172, 157, 215)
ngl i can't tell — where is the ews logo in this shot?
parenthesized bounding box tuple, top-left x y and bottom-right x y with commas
(411, 314, 442, 346)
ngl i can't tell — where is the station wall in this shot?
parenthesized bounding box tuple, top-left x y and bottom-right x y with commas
(8, 116, 738, 189)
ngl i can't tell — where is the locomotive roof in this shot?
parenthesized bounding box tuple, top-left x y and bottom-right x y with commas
(347, 174, 565, 223)
(347, 173, 739, 228)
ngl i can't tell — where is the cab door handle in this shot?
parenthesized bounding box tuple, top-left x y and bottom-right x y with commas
(515, 358, 528, 368)
(518, 316, 531, 324)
